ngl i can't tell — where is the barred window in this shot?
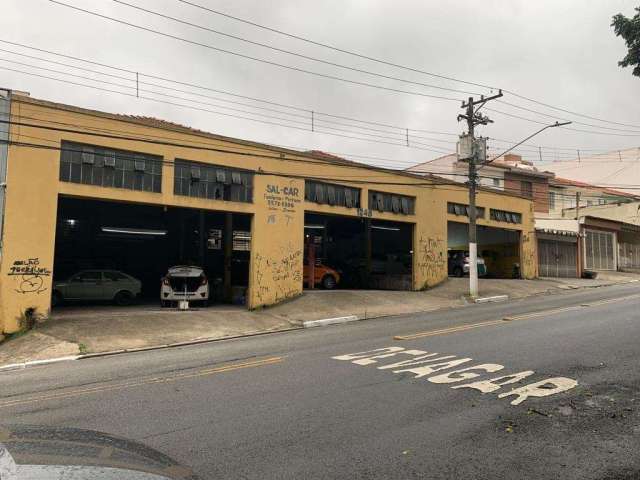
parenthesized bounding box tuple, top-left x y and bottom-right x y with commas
(368, 191, 415, 215)
(447, 202, 485, 218)
(59, 141, 162, 193)
(490, 208, 522, 224)
(305, 180, 360, 208)
(174, 160, 253, 203)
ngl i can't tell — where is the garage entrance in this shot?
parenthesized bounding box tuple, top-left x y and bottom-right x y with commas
(538, 235, 578, 278)
(53, 196, 251, 306)
(304, 212, 413, 290)
(447, 221, 521, 278)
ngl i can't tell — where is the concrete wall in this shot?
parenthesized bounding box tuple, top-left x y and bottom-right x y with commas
(0, 95, 538, 333)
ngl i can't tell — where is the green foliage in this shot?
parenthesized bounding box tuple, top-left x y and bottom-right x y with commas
(612, 7, 640, 77)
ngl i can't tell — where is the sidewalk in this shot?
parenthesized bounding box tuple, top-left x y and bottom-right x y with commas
(1, 272, 639, 366)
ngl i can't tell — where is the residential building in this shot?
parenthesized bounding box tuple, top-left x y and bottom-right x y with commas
(545, 147, 640, 196)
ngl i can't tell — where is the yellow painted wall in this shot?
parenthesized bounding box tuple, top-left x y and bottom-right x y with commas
(0, 95, 537, 333)
(248, 175, 304, 308)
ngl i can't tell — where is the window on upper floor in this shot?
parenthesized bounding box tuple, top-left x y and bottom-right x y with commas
(490, 208, 522, 224)
(174, 159, 253, 203)
(447, 202, 485, 219)
(305, 180, 360, 208)
(368, 191, 415, 215)
(548, 192, 556, 210)
(521, 181, 533, 199)
(59, 141, 163, 193)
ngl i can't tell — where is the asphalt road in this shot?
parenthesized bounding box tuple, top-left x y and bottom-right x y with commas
(2, 283, 640, 479)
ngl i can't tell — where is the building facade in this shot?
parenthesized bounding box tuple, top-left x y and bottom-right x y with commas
(0, 91, 537, 334)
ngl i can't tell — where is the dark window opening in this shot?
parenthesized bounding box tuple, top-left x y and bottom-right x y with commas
(174, 160, 253, 203)
(60, 141, 162, 193)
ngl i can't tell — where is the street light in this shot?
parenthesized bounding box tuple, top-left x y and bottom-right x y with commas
(469, 120, 571, 298)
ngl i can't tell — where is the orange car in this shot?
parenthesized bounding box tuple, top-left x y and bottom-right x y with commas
(303, 262, 341, 289)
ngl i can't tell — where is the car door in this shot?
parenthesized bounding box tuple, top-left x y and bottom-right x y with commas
(66, 271, 104, 300)
(102, 271, 129, 299)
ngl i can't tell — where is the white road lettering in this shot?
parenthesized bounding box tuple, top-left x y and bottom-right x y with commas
(427, 364, 505, 384)
(331, 346, 578, 406)
(377, 353, 450, 370)
(352, 349, 428, 366)
(331, 347, 405, 362)
(451, 371, 535, 393)
(393, 358, 473, 378)
(497, 377, 579, 405)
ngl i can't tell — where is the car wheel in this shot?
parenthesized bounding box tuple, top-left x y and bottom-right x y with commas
(114, 290, 134, 306)
(453, 267, 464, 278)
(51, 290, 63, 307)
(322, 274, 337, 289)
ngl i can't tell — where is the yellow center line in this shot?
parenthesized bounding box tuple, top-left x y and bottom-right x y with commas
(0, 356, 284, 409)
(395, 293, 640, 341)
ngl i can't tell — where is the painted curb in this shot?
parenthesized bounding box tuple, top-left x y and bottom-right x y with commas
(0, 355, 80, 372)
(302, 315, 359, 328)
(474, 295, 509, 304)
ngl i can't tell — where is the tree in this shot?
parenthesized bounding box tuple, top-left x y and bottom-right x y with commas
(612, 7, 640, 77)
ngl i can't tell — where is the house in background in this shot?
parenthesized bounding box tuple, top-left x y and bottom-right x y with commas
(409, 151, 640, 278)
(545, 147, 640, 196)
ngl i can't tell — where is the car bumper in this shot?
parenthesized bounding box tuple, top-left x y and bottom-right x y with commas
(161, 287, 209, 301)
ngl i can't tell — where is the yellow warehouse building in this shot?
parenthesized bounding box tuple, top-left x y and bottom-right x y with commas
(0, 90, 537, 334)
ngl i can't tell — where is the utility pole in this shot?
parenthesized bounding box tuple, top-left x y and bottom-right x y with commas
(458, 91, 503, 298)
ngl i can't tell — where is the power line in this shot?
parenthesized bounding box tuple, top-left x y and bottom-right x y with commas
(485, 107, 640, 138)
(4, 39, 635, 160)
(4, 119, 637, 201)
(48, 1, 463, 103)
(173, 0, 496, 91)
(173, 0, 640, 131)
(0, 65, 452, 154)
(110, 0, 479, 98)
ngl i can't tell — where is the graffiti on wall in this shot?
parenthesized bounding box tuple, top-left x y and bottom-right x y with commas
(253, 245, 303, 304)
(521, 233, 536, 275)
(253, 179, 303, 305)
(7, 257, 51, 294)
(417, 236, 446, 281)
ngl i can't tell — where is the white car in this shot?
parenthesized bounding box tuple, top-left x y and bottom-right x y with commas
(160, 265, 209, 307)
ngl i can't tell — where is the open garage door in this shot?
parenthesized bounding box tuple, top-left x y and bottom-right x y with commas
(304, 213, 413, 290)
(447, 221, 521, 279)
(53, 196, 251, 307)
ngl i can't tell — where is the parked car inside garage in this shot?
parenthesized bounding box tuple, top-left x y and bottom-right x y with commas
(161, 265, 209, 307)
(448, 250, 487, 277)
(52, 270, 141, 306)
(303, 261, 341, 289)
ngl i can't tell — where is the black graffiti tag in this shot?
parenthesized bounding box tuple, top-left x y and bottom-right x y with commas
(7, 258, 51, 294)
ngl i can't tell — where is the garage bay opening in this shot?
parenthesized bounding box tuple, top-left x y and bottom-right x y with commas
(53, 196, 251, 308)
(304, 212, 413, 290)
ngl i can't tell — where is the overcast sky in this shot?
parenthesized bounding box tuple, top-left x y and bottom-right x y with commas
(1, 0, 639, 174)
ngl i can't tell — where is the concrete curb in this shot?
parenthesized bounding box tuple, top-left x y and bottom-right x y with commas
(0, 355, 80, 372)
(474, 295, 509, 304)
(302, 315, 359, 328)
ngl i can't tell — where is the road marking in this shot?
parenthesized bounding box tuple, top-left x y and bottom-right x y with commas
(394, 320, 504, 340)
(332, 346, 577, 406)
(0, 356, 284, 409)
(395, 293, 640, 340)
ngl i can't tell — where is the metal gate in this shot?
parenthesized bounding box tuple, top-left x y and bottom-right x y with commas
(584, 229, 616, 271)
(538, 239, 577, 278)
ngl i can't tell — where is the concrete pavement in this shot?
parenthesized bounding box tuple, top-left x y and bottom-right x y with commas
(1, 272, 639, 365)
(2, 282, 640, 479)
